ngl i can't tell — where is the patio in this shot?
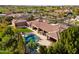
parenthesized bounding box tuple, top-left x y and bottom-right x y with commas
(28, 27, 52, 47)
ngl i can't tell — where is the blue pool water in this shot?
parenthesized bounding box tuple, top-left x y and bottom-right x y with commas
(24, 34, 40, 43)
(24, 33, 40, 53)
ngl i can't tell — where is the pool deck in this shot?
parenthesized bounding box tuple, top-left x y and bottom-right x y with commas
(28, 27, 52, 47)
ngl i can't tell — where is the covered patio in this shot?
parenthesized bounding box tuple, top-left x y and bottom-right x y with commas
(47, 32, 59, 42)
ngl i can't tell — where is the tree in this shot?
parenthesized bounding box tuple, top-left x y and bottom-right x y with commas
(26, 40, 38, 53)
(5, 16, 14, 24)
(16, 33, 25, 54)
(3, 26, 14, 36)
(0, 16, 5, 23)
(39, 45, 47, 54)
(0, 38, 2, 41)
(26, 40, 37, 49)
(47, 26, 79, 54)
(27, 15, 35, 21)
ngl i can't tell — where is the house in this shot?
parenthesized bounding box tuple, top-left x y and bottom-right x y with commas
(75, 16, 79, 21)
(12, 19, 28, 28)
(7, 13, 25, 18)
(12, 18, 69, 42)
(0, 14, 6, 16)
(54, 10, 64, 13)
(66, 16, 79, 22)
(54, 9, 72, 15)
(28, 19, 69, 41)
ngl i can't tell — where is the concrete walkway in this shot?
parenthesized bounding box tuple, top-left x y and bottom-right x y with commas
(28, 27, 52, 47)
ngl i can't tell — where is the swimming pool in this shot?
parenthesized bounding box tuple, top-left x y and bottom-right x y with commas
(24, 33, 40, 43)
(23, 33, 40, 53)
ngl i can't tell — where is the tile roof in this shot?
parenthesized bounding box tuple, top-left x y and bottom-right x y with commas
(29, 21, 69, 40)
(30, 21, 59, 33)
(15, 20, 27, 23)
(47, 32, 58, 40)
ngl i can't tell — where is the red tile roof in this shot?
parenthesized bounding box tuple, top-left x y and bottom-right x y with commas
(29, 21, 69, 40)
(15, 20, 27, 23)
(15, 20, 27, 26)
(47, 32, 58, 40)
(30, 21, 59, 33)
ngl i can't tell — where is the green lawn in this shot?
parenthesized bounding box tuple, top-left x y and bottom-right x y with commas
(75, 21, 79, 24)
(0, 32, 3, 37)
(16, 28, 32, 33)
(0, 50, 13, 54)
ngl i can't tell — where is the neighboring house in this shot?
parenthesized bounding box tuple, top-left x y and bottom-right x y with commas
(0, 14, 6, 16)
(28, 19, 69, 41)
(75, 16, 79, 21)
(12, 19, 28, 28)
(7, 13, 25, 18)
(67, 16, 79, 22)
(70, 18, 75, 21)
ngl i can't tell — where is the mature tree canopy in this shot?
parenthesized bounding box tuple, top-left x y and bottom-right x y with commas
(47, 26, 79, 54)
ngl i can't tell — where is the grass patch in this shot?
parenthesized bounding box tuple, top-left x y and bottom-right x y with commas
(2, 35, 10, 43)
(16, 28, 32, 33)
(0, 51, 13, 54)
(75, 21, 79, 24)
(0, 32, 3, 37)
